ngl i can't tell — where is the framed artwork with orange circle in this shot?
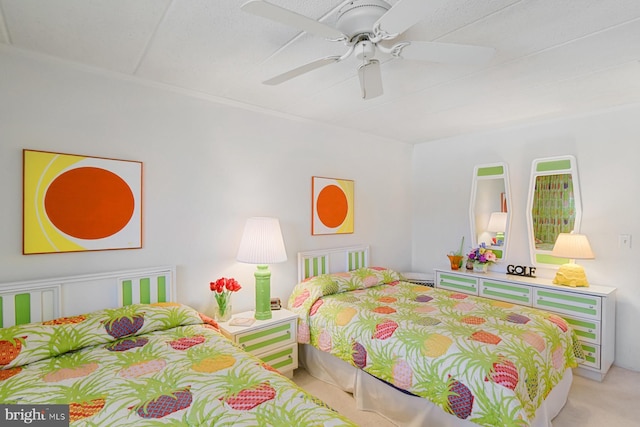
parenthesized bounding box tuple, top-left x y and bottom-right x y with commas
(311, 176, 354, 235)
(23, 149, 143, 254)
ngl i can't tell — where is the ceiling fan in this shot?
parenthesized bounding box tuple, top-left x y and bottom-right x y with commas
(241, 0, 495, 99)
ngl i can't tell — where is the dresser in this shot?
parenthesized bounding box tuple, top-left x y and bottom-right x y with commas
(218, 309, 298, 378)
(434, 268, 616, 381)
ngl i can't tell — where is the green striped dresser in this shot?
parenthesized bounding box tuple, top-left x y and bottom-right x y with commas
(435, 268, 616, 381)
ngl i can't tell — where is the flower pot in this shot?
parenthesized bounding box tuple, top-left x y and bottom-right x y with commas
(473, 262, 489, 273)
(447, 255, 463, 270)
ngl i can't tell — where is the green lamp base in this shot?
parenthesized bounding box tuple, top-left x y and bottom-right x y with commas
(254, 265, 272, 320)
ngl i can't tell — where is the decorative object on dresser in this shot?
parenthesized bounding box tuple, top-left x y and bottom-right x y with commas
(551, 232, 595, 287)
(236, 217, 288, 320)
(435, 268, 616, 381)
(466, 243, 497, 273)
(446, 236, 465, 270)
(446, 254, 463, 270)
(507, 264, 537, 277)
(217, 309, 298, 378)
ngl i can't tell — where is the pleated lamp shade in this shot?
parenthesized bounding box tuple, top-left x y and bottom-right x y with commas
(237, 217, 287, 264)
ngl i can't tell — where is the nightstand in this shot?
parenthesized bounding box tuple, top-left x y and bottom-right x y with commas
(217, 308, 298, 378)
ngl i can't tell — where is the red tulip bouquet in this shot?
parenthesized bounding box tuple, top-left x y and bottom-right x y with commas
(209, 277, 241, 321)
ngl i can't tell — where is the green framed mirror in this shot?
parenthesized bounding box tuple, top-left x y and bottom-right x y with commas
(526, 155, 582, 267)
(469, 163, 510, 262)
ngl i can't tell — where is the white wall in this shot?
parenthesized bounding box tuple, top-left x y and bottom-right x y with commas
(412, 106, 640, 371)
(0, 48, 413, 315)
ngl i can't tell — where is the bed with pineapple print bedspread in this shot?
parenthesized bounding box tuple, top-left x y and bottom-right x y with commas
(288, 267, 583, 427)
(0, 303, 356, 426)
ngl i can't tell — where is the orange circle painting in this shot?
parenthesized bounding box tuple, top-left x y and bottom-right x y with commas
(316, 185, 348, 228)
(44, 167, 135, 240)
(312, 177, 354, 235)
(23, 150, 142, 254)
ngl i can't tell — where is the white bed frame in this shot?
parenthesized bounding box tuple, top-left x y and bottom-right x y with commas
(296, 247, 571, 427)
(297, 245, 369, 283)
(0, 266, 176, 328)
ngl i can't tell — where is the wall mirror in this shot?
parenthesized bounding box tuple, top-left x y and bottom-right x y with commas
(526, 155, 582, 267)
(469, 163, 511, 261)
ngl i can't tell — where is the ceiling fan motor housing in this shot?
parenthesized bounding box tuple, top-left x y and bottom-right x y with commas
(336, 0, 391, 40)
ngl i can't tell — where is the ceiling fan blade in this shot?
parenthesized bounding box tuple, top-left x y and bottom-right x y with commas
(375, 0, 442, 39)
(397, 41, 495, 65)
(264, 56, 342, 85)
(358, 60, 383, 100)
(241, 0, 346, 41)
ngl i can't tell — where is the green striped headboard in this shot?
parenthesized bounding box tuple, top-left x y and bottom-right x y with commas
(297, 246, 370, 283)
(0, 266, 176, 328)
(119, 273, 172, 306)
(347, 248, 368, 271)
(300, 254, 330, 282)
(0, 286, 60, 328)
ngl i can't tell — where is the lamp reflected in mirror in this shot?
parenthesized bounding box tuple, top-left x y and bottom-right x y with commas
(487, 212, 507, 246)
(551, 232, 594, 287)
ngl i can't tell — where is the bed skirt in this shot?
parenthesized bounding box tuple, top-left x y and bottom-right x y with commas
(299, 344, 572, 427)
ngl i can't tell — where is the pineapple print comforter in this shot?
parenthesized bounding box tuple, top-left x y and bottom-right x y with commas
(288, 267, 583, 427)
(0, 303, 356, 426)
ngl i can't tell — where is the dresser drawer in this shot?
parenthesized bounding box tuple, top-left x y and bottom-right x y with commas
(534, 288, 601, 320)
(480, 279, 532, 305)
(236, 320, 296, 355)
(437, 273, 478, 295)
(259, 343, 298, 373)
(564, 316, 601, 345)
(579, 342, 601, 369)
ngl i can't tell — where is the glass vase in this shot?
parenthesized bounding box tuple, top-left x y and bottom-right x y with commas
(447, 254, 463, 270)
(214, 294, 232, 322)
(473, 262, 489, 273)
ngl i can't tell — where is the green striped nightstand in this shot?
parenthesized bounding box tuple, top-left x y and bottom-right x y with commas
(218, 309, 298, 378)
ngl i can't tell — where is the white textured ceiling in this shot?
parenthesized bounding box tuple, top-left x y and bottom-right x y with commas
(2, 0, 640, 144)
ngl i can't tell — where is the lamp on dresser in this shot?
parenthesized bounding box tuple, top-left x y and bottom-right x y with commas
(237, 217, 288, 320)
(551, 232, 595, 287)
(487, 212, 507, 246)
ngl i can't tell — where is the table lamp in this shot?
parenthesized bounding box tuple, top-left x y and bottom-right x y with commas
(237, 217, 287, 320)
(551, 232, 595, 287)
(487, 212, 507, 246)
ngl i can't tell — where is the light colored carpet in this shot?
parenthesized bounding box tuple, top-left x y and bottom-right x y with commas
(292, 365, 640, 426)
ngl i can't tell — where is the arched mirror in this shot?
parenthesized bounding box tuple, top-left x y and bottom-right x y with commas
(469, 163, 511, 261)
(526, 155, 582, 267)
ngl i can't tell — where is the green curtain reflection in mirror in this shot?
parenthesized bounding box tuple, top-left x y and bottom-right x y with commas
(527, 155, 582, 266)
(532, 174, 576, 250)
